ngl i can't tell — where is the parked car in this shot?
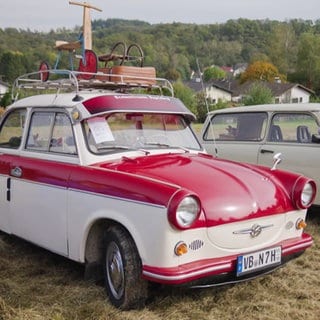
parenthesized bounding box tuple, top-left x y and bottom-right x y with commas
(0, 71, 316, 310)
(201, 104, 320, 205)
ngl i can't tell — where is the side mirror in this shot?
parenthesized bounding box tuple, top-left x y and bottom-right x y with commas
(271, 152, 282, 171)
(311, 134, 320, 143)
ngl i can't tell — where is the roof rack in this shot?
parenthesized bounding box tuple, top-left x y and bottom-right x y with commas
(12, 69, 174, 100)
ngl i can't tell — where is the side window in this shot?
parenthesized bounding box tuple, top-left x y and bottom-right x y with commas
(26, 111, 77, 154)
(204, 112, 267, 141)
(27, 112, 54, 151)
(269, 113, 319, 143)
(50, 113, 76, 154)
(0, 109, 27, 149)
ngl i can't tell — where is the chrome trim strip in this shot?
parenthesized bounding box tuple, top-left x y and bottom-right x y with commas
(142, 262, 233, 281)
(233, 223, 274, 237)
(282, 239, 313, 254)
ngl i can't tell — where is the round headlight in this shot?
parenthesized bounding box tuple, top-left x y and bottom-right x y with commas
(293, 179, 317, 209)
(176, 196, 200, 227)
(301, 182, 315, 207)
(168, 192, 201, 230)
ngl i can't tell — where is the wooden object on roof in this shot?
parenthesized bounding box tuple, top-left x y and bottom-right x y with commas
(55, 1, 102, 51)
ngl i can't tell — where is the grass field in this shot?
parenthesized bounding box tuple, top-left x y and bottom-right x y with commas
(0, 211, 319, 320)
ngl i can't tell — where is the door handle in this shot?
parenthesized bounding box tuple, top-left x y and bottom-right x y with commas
(260, 149, 274, 154)
(10, 166, 22, 178)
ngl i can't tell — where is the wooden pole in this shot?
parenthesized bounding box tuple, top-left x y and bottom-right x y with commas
(69, 1, 102, 50)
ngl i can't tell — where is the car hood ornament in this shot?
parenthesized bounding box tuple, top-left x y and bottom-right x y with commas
(233, 224, 274, 238)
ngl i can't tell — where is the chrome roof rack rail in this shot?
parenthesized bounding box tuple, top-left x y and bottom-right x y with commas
(12, 69, 174, 101)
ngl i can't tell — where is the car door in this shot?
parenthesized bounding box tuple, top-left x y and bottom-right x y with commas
(0, 108, 27, 233)
(202, 111, 268, 163)
(257, 112, 320, 203)
(0, 109, 77, 256)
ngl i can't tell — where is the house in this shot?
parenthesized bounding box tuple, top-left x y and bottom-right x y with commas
(185, 78, 233, 104)
(186, 77, 314, 104)
(233, 63, 248, 77)
(232, 81, 314, 104)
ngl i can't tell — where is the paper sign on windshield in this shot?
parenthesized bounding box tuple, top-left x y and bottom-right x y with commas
(87, 117, 114, 144)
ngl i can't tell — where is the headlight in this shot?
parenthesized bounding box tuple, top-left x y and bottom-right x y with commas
(293, 178, 317, 209)
(301, 183, 314, 206)
(168, 191, 201, 230)
(176, 197, 200, 227)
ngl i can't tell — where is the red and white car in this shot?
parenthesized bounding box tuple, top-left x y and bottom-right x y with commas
(0, 70, 316, 309)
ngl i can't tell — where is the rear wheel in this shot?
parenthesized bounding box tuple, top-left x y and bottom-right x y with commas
(103, 225, 148, 309)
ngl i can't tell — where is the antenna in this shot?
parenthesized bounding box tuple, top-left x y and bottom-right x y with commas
(196, 58, 218, 157)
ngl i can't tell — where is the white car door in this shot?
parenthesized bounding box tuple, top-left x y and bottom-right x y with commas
(257, 112, 320, 204)
(0, 167, 11, 233)
(0, 109, 27, 234)
(202, 111, 268, 164)
(8, 156, 71, 255)
(0, 110, 77, 256)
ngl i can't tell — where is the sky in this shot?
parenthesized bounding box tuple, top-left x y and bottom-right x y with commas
(0, 0, 320, 31)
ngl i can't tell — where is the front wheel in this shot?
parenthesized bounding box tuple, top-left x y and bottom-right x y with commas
(103, 225, 148, 310)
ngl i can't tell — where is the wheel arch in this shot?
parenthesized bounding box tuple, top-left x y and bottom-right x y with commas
(82, 217, 141, 281)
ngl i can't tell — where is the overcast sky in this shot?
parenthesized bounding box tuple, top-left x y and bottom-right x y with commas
(1, 0, 319, 31)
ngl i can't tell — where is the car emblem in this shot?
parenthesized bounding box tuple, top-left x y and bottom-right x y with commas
(233, 224, 273, 238)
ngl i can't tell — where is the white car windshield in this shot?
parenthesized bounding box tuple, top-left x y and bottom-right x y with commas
(83, 113, 201, 154)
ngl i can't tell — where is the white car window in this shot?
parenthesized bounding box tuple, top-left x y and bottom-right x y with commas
(0, 109, 27, 149)
(204, 112, 268, 141)
(26, 111, 77, 154)
(270, 113, 319, 143)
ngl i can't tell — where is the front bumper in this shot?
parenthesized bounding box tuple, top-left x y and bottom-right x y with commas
(142, 233, 312, 285)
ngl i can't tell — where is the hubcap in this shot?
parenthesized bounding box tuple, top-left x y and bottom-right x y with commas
(106, 241, 124, 299)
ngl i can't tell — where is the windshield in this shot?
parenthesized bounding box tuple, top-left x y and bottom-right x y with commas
(83, 113, 201, 154)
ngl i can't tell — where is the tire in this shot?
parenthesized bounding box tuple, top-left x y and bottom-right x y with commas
(39, 61, 50, 82)
(103, 225, 148, 310)
(78, 49, 97, 80)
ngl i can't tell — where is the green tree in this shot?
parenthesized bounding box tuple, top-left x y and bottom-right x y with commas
(242, 82, 274, 105)
(0, 51, 27, 83)
(172, 80, 196, 113)
(267, 23, 297, 75)
(195, 91, 210, 123)
(296, 33, 320, 89)
(203, 66, 226, 81)
(0, 90, 12, 108)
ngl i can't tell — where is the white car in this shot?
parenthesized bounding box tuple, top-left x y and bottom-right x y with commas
(0, 71, 316, 309)
(201, 103, 320, 205)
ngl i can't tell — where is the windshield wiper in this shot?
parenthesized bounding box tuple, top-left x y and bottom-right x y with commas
(96, 145, 131, 151)
(143, 142, 171, 148)
(143, 143, 190, 153)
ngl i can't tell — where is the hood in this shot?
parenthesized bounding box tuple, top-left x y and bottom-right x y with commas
(95, 153, 293, 226)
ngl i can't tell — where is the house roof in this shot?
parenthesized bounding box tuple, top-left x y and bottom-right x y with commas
(185, 78, 315, 98)
(232, 81, 315, 97)
(185, 79, 235, 94)
(184, 79, 204, 92)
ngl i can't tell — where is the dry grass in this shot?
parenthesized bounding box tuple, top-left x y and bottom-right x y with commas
(1, 212, 320, 320)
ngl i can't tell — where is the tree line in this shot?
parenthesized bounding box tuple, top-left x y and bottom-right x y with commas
(1, 18, 320, 117)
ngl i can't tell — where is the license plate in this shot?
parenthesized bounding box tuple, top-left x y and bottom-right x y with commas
(236, 246, 281, 276)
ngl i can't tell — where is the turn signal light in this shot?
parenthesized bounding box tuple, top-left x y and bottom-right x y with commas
(296, 218, 307, 230)
(174, 242, 188, 256)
